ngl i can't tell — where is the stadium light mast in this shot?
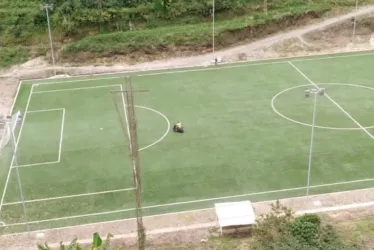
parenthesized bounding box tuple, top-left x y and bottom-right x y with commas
(351, 0, 359, 42)
(305, 87, 324, 198)
(212, 0, 216, 63)
(40, 4, 56, 76)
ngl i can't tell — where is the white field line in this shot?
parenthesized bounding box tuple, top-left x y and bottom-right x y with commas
(56, 200, 374, 247)
(3, 187, 134, 206)
(26, 85, 170, 152)
(3, 208, 214, 236)
(5, 80, 23, 126)
(120, 85, 131, 144)
(26, 108, 64, 113)
(32, 84, 119, 93)
(135, 52, 374, 78)
(3, 177, 374, 228)
(8, 81, 22, 116)
(0, 85, 34, 214)
(5, 185, 374, 236)
(12, 108, 65, 168)
(58, 109, 65, 162)
(119, 85, 138, 188)
(2, 51, 373, 230)
(21, 50, 374, 85)
(5, 197, 374, 239)
(288, 61, 374, 140)
(32, 77, 124, 86)
(12, 161, 59, 168)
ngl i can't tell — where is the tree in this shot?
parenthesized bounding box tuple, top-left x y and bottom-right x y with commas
(252, 200, 294, 246)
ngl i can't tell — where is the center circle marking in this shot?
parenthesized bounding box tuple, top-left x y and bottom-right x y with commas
(131, 105, 170, 151)
(271, 83, 374, 130)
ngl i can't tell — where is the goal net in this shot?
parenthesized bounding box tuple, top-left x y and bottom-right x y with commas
(0, 111, 22, 150)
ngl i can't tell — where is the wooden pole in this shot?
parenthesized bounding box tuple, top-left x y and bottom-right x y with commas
(110, 77, 148, 250)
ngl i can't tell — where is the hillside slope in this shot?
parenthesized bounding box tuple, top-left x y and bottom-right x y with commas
(1, 0, 374, 68)
(0, 5, 373, 118)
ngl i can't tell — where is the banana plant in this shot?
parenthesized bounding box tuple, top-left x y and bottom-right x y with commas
(37, 232, 115, 250)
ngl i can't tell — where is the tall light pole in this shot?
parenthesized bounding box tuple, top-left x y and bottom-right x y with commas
(305, 87, 324, 198)
(212, 0, 216, 64)
(40, 4, 56, 76)
(351, 0, 359, 42)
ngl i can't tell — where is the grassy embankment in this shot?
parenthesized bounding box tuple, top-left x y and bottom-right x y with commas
(1, 0, 373, 68)
(61, 4, 332, 61)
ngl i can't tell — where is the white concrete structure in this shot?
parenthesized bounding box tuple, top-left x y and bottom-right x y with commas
(215, 201, 256, 235)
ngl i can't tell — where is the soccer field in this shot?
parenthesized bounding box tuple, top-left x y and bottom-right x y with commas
(1, 51, 374, 234)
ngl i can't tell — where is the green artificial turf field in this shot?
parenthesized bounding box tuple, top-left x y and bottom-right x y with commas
(1, 51, 374, 234)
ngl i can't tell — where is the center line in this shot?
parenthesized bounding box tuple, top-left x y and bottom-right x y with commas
(288, 61, 374, 140)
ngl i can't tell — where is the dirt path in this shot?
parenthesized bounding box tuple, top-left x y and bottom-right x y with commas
(214, 5, 374, 58)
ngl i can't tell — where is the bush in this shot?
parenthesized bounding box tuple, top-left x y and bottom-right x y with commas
(286, 219, 319, 246)
(0, 46, 29, 68)
(295, 213, 321, 226)
(251, 202, 365, 250)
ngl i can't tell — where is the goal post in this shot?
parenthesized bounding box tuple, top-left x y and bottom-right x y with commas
(0, 111, 30, 233)
(0, 111, 22, 151)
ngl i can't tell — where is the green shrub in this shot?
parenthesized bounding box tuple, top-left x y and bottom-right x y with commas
(0, 46, 29, 68)
(296, 213, 322, 226)
(252, 202, 365, 250)
(37, 232, 117, 250)
(61, 4, 330, 58)
(286, 220, 319, 246)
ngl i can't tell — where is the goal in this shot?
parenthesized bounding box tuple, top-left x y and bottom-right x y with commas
(0, 111, 22, 150)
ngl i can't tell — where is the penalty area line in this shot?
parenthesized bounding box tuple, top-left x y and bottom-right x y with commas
(3, 187, 135, 206)
(26, 108, 64, 113)
(32, 84, 120, 93)
(12, 161, 59, 168)
(11, 108, 66, 168)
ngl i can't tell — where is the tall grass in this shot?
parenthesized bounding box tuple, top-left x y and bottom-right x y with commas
(62, 4, 331, 57)
(0, 47, 29, 68)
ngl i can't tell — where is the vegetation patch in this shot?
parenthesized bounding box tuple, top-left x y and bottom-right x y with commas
(61, 4, 331, 61)
(0, 0, 373, 67)
(0, 47, 29, 68)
